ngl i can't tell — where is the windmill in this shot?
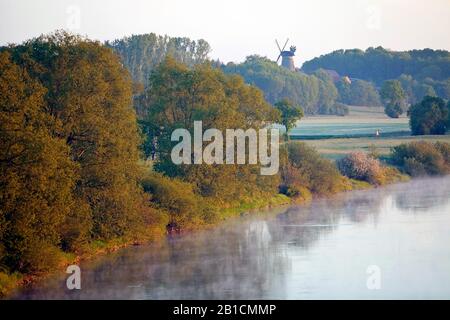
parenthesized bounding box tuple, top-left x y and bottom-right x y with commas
(275, 38, 296, 71)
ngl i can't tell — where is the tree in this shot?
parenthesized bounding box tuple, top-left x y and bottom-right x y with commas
(336, 79, 381, 106)
(0, 51, 77, 272)
(380, 80, 406, 118)
(409, 96, 450, 135)
(274, 98, 303, 139)
(279, 142, 345, 195)
(106, 33, 211, 86)
(8, 31, 154, 243)
(385, 103, 403, 118)
(141, 57, 280, 201)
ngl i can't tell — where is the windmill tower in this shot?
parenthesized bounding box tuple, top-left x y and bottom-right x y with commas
(276, 39, 296, 71)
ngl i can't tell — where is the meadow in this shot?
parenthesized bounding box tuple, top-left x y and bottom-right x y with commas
(291, 106, 450, 160)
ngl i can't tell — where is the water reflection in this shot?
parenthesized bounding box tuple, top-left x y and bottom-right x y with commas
(13, 176, 450, 299)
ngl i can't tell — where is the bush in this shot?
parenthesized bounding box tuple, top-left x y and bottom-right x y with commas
(337, 152, 386, 185)
(390, 141, 450, 176)
(279, 184, 312, 202)
(385, 103, 403, 118)
(319, 102, 349, 116)
(0, 272, 21, 297)
(280, 142, 347, 196)
(435, 142, 450, 163)
(141, 172, 218, 229)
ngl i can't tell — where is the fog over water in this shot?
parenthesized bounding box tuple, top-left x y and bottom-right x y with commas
(13, 176, 450, 299)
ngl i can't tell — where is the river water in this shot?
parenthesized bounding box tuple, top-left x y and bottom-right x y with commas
(13, 176, 450, 299)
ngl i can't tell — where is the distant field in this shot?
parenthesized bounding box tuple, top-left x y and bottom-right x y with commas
(289, 106, 410, 139)
(304, 135, 450, 160)
(289, 106, 450, 160)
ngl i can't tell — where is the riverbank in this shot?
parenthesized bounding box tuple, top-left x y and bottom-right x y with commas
(1, 170, 408, 298)
(1, 192, 292, 297)
(14, 175, 450, 299)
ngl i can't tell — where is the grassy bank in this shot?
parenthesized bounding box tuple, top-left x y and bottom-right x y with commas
(0, 192, 290, 297)
(0, 173, 395, 298)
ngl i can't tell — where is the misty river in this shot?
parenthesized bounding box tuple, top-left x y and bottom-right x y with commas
(12, 176, 450, 299)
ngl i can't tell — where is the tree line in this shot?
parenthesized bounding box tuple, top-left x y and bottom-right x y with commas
(0, 32, 307, 281)
(106, 33, 211, 86)
(302, 46, 450, 84)
(222, 56, 349, 115)
(301, 46, 450, 106)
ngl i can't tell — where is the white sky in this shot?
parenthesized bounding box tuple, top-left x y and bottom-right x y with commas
(1, 0, 449, 66)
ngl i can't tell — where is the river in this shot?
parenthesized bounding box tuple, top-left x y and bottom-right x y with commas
(12, 176, 450, 299)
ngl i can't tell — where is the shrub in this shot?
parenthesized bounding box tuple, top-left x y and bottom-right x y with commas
(279, 184, 312, 203)
(280, 142, 346, 196)
(385, 103, 403, 118)
(390, 141, 450, 176)
(0, 272, 21, 297)
(337, 152, 386, 185)
(141, 172, 218, 229)
(435, 141, 450, 163)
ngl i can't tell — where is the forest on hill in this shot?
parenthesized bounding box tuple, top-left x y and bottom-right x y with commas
(107, 34, 450, 116)
(106, 34, 380, 115)
(222, 56, 345, 115)
(301, 47, 450, 83)
(301, 46, 450, 105)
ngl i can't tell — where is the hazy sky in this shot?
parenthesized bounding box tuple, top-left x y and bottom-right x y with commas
(1, 0, 449, 66)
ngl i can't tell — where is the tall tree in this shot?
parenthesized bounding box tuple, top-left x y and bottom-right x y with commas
(141, 57, 280, 200)
(106, 33, 211, 86)
(409, 96, 450, 135)
(0, 51, 77, 272)
(380, 80, 407, 118)
(274, 98, 304, 140)
(8, 31, 153, 242)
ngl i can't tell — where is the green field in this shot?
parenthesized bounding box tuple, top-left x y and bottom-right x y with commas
(290, 106, 409, 139)
(290, 106, 450, 160)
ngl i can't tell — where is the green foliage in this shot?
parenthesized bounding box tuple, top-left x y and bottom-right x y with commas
(320, 102, 350, 116)
(302, 47, 450, 84)
(274, 98, 303, 135)
(384, 103, 403, 118)
(0, 51, 77, 272)
(1, 31, 162, 274)
(380, 80, 407, 118)
(222, 56, 341, 115)
(280, 142, 346, 196)
(336, 78, 381, 106)
(107, 33, 211, 86)
(141, 172, 216, 228)
(302, 47, 450, 107)
(390, 141, 450, 176)
(0, 271, 22, 297)
(409, 96, 450, 135)
(141, 56, 280, 202)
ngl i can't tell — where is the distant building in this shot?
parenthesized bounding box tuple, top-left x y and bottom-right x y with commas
(276, 39, 296, 71)
(342, 76, 352, 85)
